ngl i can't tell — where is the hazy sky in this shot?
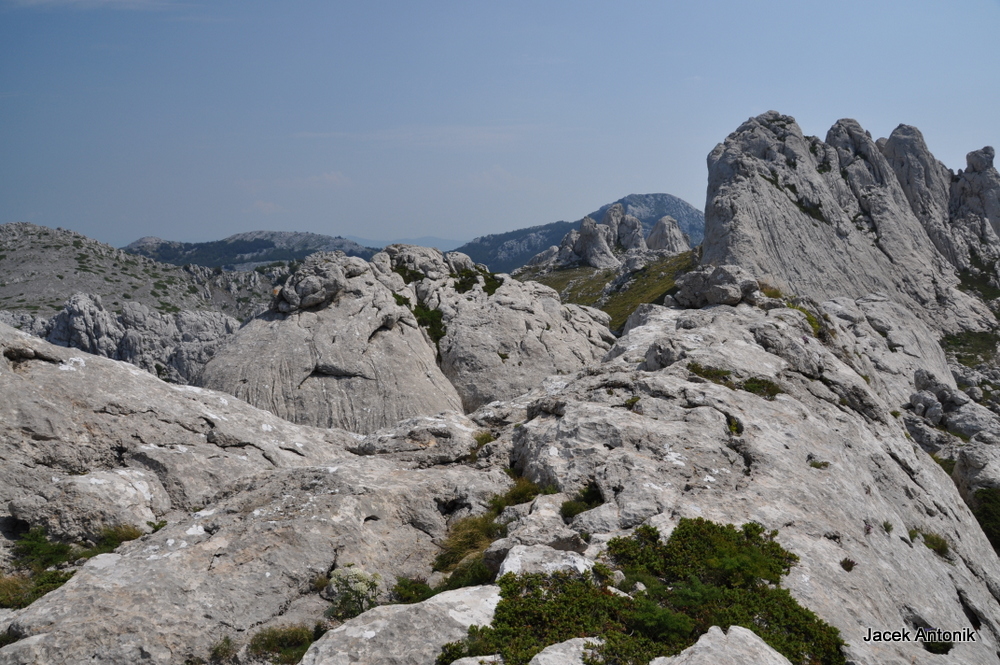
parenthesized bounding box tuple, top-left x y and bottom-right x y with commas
(2, 0, 999, 248)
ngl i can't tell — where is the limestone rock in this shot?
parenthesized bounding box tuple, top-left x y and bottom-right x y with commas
(617, 215, 647, 252)
(527, 637, 601, 665)
(496, 545, 594, 577)
(299, 585, 501, 665)
(674, 265, 759, 308)
(3, 464, 509, 665)
(646, 215, 690, 253)
(43, 292, 239, 384)
(649, 625, 791, 665)
(199, 252, 463, 433)
(702, 111, 992, 334)
(506, 302, 1000, 663)
(384, 245, 614, 411)
(573, 217, 620, 270)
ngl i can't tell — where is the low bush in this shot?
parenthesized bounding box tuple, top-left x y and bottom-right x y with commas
(438, 519, 844, 665)
(248, 624, 317, 664)
(921, 532, 949, 558)
(209, 635, 237, 663)
(740, 377, 783, 400)
(324, 567, 381, 622)
(559, 481, 604, 522)
(839, 558, 856, 572)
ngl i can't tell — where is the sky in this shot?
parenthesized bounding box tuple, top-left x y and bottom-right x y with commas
(2, 0, 999, 248)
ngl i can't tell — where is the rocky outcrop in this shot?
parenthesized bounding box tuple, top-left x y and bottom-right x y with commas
(702, 111, 993, 334)
(0, 321, 510, 664)
(199, 252, 462, 434)
(505, 300, 1000, 663)
(645, 215, 690, 253)
(299, 586, 501, 665)
(42, 292, 239, 384)
(200, 247, 614, 426)
(650, 626, 792, 665)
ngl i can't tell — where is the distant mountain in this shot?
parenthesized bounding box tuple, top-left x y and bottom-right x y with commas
(456, 193, 704, 273)
(123, 231, 380, 269)
(343, 235, 468, 251)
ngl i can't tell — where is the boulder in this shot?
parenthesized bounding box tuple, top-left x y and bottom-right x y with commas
(649, 626, 791, 665)
(646, 215, 690, 253)
(199, 252, 463, 433)
(299, 586, 501, 665)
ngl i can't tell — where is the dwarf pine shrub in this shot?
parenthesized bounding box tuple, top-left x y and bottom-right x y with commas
(437, 519, 845, 665)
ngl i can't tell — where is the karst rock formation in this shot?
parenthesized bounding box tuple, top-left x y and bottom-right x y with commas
(3, 111, 1000, 664)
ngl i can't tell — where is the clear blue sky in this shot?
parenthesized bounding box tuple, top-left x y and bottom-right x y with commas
(2, 0, 999, 247)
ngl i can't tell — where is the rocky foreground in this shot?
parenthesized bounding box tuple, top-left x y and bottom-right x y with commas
(2, 112, 1000, 664)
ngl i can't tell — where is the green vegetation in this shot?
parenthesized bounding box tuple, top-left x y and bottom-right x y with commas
(972, 488, 1000, 555)
(438, 520, 844, 665)
(688, 363, 783, 400)
(940, 330, 1000, 367)
(931, 454, 956, 476)
(921, 532, 949, 558)
(392, 293, 411, 307)
(809, 460, 830, 470)
(559, 481, 604, 522)
(323, 566, 381, 622)
(454, 268, 503, 296)
(413, 304, 446, 345)
(1, 525, 142, 609)
(789, 305, 822, 336)
(518, 251, 697, 332)
(208, 635, 237, 663)
(956, 252, 1000, 301)
(839, 558, 856, 572)
(882, 521, 893, 534)
(393, 264, 425, 284)
(467, 431, 496, 463)
(248, 624, 321, 664)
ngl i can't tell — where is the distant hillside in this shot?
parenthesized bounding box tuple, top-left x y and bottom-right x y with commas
(456, 193, 703, 273)
(0, 223, 279, 320)
(124, 230, 379, 269)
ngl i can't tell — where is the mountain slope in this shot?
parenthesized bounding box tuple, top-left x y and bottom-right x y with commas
(456, 193, 704, 273)
(124, 230, 379, 269)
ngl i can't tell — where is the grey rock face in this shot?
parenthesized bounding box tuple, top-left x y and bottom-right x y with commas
(299, 586, 500, 665)
(645, 215, 690, 253)
(199, 247, 612, 428)
(702, 111, 992, 334)
(507, 301, 1000, 663)
(199, 251, 463, 433)
(650, 625, 791, 665)
(573, 217, 620, 269)
(44, 292, 239, 384)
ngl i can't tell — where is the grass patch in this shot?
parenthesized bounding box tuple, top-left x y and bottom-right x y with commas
(248, 624, 319, 664)
(438, 520, 844, 665)
(392, 292, 411, 307)
(433, 476, 550, 573)
(519, 251, 696, 332)
(809, 460, 830, 470)
(393, 264, 425, 284)
(940, 330, 1000, 367)
(740, 377, 783, 400)
(790, 305, 822, 336)
(687, 362, 733, 384)
(688, 363, 782, 400)
(921, 532, 949, 558)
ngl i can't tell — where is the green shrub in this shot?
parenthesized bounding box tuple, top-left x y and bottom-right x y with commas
(414, 304, 447, 345)
(439, 520, 844, 665)
(392, 293, 410, 307)
(687, 362, 733, 384)
(839, 558, 856, 572)
(921, 532, 949, 558)
(740, 377, 783, 400)
(809, 460, 830, 469)
(391, 577, 436, 604)
(972, 487, 1000, 554)
(559, 481, 604, 522)
(433, 514, 506, 572)
(147, 520, 168, 533)
(248, 624, 315, 664)
(12, 527, 73, 572)
(323, 566, 381, 622)
(209, 635, 237, 663)
(882, 521, 893, 534)
(392, 265, 424, 284)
